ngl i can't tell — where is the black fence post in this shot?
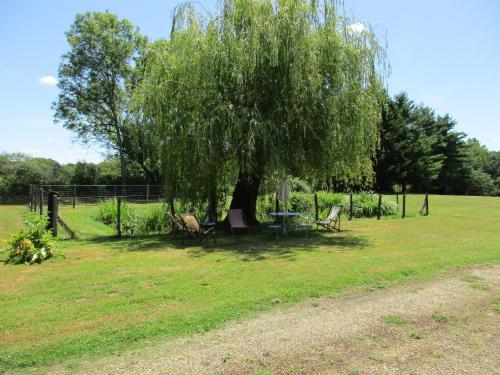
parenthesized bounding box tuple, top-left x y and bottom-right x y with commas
(402, 194, 406, 219)
(47, 192, 58, 237)
(314, 192, 319, 221)
(39, 188, 43, 216)
(117, 198, 122, 238)
(377, 194, 382, 220)
(349, 193, 353, 220)
(146, 184, 150, 204)
(396, 193, 399, 210)
(73, 184, 76, 208)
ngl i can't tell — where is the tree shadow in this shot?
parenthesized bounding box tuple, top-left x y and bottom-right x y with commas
(79, 228, 369, 262)
(186, 230, 369, 262)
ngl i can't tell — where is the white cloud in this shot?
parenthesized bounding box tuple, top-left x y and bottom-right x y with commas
(39, 75, 57, 86)
(349, 22, 366, 34)
(47, 137, 55, 142)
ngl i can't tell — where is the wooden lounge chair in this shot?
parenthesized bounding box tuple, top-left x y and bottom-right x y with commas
(227, 209, 250, 234)
(316, 205, 342, 231)
(167, 212, 185, 238)
(180, 214, 217, 244)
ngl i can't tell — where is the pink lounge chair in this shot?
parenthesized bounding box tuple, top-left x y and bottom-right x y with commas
(228, 209, 250, 234)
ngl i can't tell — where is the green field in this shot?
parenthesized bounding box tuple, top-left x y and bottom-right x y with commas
(0, 195, 499, 371)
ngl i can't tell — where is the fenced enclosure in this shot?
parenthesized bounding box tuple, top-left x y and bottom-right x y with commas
(28, 184, 429, 240)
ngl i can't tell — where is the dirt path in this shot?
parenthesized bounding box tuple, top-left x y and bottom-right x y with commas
(43, 266, 499, 374)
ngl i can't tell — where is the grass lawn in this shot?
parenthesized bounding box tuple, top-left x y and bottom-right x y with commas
(0, 194, 499, 371)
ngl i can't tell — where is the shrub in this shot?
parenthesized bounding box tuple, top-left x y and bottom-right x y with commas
(3, 212, 59, 264)
(95, 199, 138, 235)
(289, 192, 314, 212)
(138, 204, 169, 235)
(351, 192, 397, 218)
(316, 191, 346, 209)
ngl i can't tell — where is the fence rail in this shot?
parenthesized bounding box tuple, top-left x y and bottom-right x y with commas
(28, 184, 429, 239)
(31, 184, 164, 206)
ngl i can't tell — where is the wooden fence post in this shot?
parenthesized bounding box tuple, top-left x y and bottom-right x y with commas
(73, 184, 76, 208)
(117, 198, 122, 238)
(47, 192, 58, 237)
(377, 194, 382, 220)
(314, 192, 319, 221)
(402, 193, 406, 219)
(39, 188, 43, 216)
(146, 184, 150, 204)
(32, 187, 37, 212)
(29, 184, 33, 211)
(349, 193, 353, 220)
(425, 193, 429, 216)
(169, 197, 176, 233)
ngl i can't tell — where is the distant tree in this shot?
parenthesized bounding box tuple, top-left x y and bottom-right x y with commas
(53, 11, 148, 185)
(71, 162, 97, 185)
(375, 94, 476, 194)
(432, 116, 471, 194)
(467, 138, 490, 171)
(467, 169, 496, 195)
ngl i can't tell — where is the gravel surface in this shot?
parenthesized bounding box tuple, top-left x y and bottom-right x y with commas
(34, 266, 500, 375)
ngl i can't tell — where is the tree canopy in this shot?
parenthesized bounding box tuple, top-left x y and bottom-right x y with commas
(53, 11, 148, 184)
(136, 0, 388, 222)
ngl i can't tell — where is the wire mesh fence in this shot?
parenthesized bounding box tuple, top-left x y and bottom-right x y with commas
(27, 184, 429, 240)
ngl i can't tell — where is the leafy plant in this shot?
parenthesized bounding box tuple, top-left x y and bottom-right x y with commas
(3, 212, 59, 264)
(95, 199, 139, 235)
(351, 192, 397, 218)
(138, 204, 169, 235)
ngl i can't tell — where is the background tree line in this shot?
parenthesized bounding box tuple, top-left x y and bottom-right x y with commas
(374, 92, 499, 196)
(0, 154, 154, 200)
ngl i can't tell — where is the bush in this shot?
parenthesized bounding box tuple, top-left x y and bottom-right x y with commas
(3, 212, 59, 264)
(138, 204, 169, 235)
(351, 192, 397, 218)
(95, 199, 139, 235)
(315, 191, 345, 209)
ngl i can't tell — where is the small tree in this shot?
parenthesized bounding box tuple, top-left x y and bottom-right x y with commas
(53, 12, 148, 185)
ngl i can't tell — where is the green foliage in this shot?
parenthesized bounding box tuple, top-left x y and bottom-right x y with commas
(315, 191, 345, 209)
(95, 199, 139, 235)
(351, 193, 397, 218)
(137, 204, 169, 235)
(3, 212, 58, 264)
(257, 191, 394, 219)
(468, 169, 496, 196)
(375, 93, 498, 196)
(54, 11, 150, 183)
(137, 0, 387, 211)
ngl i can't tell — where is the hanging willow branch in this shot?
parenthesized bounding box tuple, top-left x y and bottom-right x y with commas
(134, 0, 388, 204)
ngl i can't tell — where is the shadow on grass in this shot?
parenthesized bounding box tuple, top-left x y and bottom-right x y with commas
(78, 227, 369, 262)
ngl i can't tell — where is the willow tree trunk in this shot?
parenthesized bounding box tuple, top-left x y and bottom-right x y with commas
(229, 170, 261, 225)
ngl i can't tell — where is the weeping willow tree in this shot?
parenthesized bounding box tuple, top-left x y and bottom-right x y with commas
(135, 0, 388, 223)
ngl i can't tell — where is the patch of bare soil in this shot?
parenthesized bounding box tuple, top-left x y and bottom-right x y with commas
(38, 266, 500, 375)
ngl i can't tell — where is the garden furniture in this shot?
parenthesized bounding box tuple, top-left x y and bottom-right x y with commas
(316, 205, 342, 231)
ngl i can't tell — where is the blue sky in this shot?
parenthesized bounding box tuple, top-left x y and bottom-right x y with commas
(0, 0, 499, 163)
